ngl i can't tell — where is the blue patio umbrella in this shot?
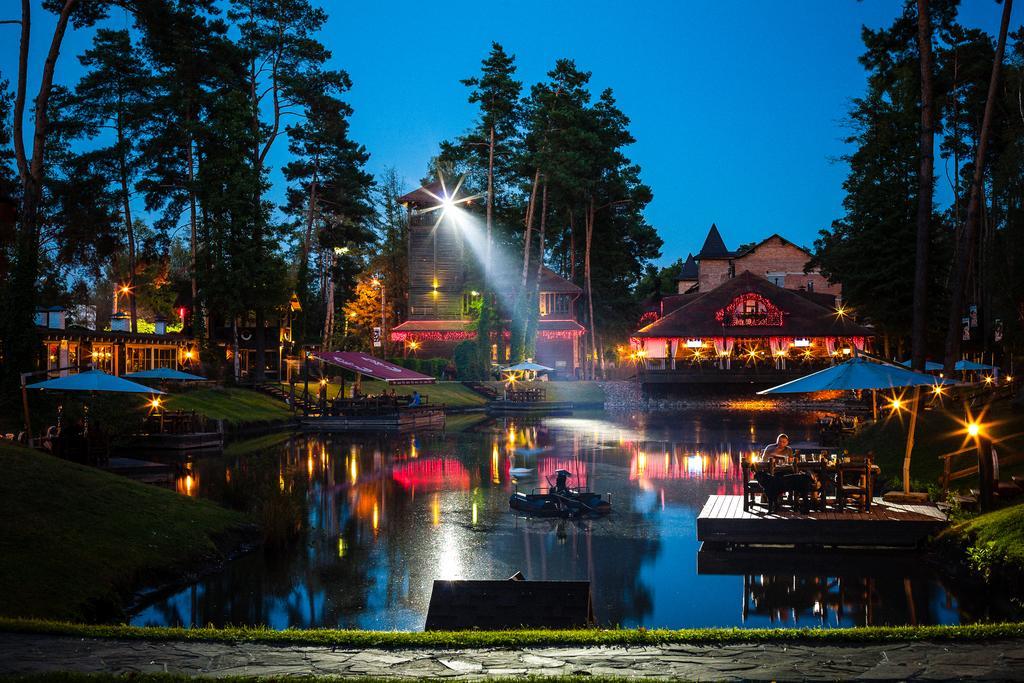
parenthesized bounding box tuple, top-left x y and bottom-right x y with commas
(124, 367, 207, 381)
(955, 360, 996, 372)
(27, 369, 165, 394)
(899, 359, 944, 372)
(758, 357, 954, 394)
(25, 369, 164, 440)
(758, 357, 955, 495)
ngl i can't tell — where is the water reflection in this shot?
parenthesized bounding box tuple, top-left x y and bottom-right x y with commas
(133, 410, 1014, 630)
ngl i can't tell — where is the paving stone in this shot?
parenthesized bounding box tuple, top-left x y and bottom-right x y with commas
(2, 632, 1024, 680)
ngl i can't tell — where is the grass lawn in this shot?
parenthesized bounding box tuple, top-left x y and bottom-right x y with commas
(843, 397, 1024, 492)
(2, 618, 1024, 649)
(281, 379, 487, 408)
(164, 387, 292, 425)
(943, 501, 1024, 576)
(484, 380, 606, 404)
(0, 443, 252, 621)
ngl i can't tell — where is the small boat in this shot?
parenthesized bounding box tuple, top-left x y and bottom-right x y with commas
(509, 469, 612, 518)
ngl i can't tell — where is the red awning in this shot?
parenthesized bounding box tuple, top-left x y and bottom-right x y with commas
(313, 351, 437, 385)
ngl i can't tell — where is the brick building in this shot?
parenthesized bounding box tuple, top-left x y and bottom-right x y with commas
(677, 225, 839, 299)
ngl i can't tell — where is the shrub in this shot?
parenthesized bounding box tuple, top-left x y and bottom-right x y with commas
(453, 341, 486, 380)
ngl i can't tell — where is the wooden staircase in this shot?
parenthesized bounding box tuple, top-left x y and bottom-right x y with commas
(253, 382, 317, 414)
(462, 381, 500, 401)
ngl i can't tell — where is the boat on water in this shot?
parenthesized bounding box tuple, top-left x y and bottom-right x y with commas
(509, 469, 612, 518)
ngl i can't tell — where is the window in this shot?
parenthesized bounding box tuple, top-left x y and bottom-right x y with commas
(154, 347, 177, 369)
(806, 280, 814, 292)
(91, 344, 113, 372)
(767, 272, 786, 287)
(541, 293, 570, 316)
(126, 346, 150, 373)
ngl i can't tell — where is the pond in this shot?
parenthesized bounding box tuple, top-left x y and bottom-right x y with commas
(132, 409, 1017, 630)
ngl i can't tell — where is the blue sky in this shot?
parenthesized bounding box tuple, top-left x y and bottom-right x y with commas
(2, 0, 1021, 266)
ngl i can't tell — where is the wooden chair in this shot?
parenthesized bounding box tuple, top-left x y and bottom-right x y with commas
(742, 461, 770, 512)
(836, 456, 873, 512)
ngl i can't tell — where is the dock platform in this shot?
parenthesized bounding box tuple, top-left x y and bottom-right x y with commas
(301, 407, 445, 432)
(696, 494, 947, 548)
(486, 400, 573, 415)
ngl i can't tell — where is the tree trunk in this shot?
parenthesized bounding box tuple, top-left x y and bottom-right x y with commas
(116, 109, 138, 334)
(186, 114, 200, 337)
(943, 0, 1013, 375)
(520, 169, 540, 289)
(911, 0, 934, 371)
(253, 308, 266, 382)
(323, 258, 336, 351)
(4, 0, 76, 387)
(299, 165, 319, 276)
(585, 198, 598, 380)
(486, 125, 494, 285)
(232, 316, 240, 382)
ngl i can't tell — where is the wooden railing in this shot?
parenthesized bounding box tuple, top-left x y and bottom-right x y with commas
(939, 442, 1024, 494)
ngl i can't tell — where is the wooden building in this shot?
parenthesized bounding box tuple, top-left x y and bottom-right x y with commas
(631, 272, 873, 388)
(32, 306, 196, 378)
(389, 182, 585, 377)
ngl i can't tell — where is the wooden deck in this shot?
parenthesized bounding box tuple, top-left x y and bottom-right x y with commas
(301, 407, 445, 432)
(486, 400, 573, 415)
(696, 494, 947, 548)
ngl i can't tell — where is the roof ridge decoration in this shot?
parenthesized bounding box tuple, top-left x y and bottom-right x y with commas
(715, 292, 786, 327)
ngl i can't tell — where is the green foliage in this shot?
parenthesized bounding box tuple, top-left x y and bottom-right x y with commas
(453, 339, 487, 380)
(948, 501, 1024, 576)
(387, 356, 449, 379)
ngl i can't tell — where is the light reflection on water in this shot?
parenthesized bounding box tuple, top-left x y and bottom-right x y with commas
(132, 410, 1013, 630)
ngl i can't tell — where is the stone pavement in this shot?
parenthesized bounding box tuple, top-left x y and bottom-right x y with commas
(1, 632, 1023, 680)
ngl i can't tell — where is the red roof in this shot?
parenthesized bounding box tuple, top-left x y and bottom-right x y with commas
(314, 351, 437, 384)
(634, 271, 872, 339)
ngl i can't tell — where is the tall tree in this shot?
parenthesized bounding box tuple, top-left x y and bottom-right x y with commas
(2, 0, 114, 389)
(943, 0, 1014, 373)
(282, 70, 374, 347)
(72, 29, 154, 332)
(229, 0, 333, 380)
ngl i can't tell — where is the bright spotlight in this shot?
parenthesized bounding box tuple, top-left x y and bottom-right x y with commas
(967, 422, 980, 438)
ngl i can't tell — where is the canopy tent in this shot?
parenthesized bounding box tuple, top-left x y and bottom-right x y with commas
(124, 368, 207, 381)
(759, 357, 955, 495)
(503, 362, 555, 373)
(314, 351, 436, 385)
(27, 369, 165, 394)
(899, 359, 944, 372)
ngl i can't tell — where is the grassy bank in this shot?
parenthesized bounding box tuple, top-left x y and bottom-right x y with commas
(2, 617, 1024, 648)
(484, 380, 606, 405)
(0, 443, 253, 621)
(281, 379, 487, 409)
(843, 399, 1024, 490)
(164, 387, 292, 425)
(938, 501, 1024, 583)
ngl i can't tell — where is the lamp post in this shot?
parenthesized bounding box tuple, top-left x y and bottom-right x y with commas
(371, 272, 386, 358)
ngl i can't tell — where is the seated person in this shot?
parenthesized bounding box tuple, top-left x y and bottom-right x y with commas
(761, 433, 794, 464)
(409, 390, 421, 407)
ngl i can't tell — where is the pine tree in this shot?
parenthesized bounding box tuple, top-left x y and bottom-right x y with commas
(72, 29, 154, 332)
